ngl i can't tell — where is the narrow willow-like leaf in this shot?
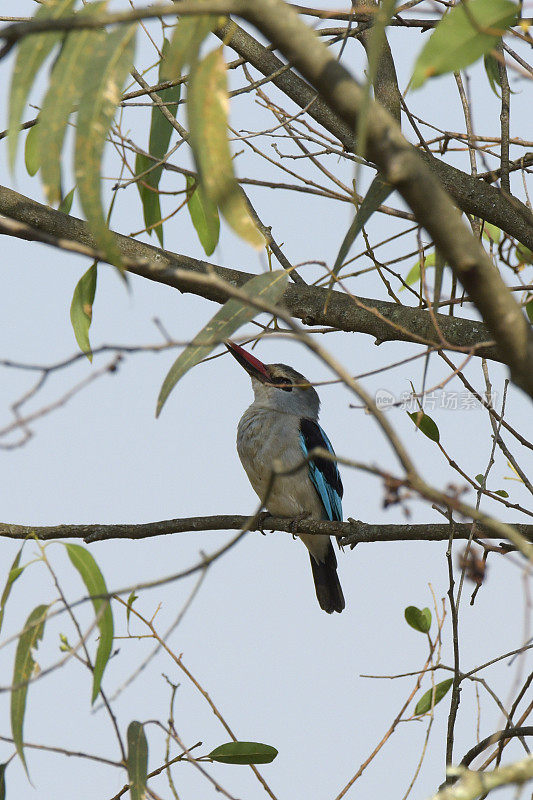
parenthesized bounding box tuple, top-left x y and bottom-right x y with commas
(127, 721, 148, 800)
(24, 125, 41, 176)
(186, 175, 220, 255)
(400, 252, 437, 290)
(526, 299, 533, 323)
(126, 591, 138, 627)
(11, 604, 48, 774)
(70, 263, 97, 362)
(407, 411, 440, 443)
(64, 544, 114, 703)
(188, 48, 263, 248)
(208, 742, 278, 765)
(136, 39, 181, 246)
(0, 547, 25, 635)
(40, 2, 107, 206)
(7, 0, 77, 168)
(414, 678, 453, 716)
(59, 187, 76, 215)
(0, 761, 6, 800)
(484, 52, 502, 97)
(411, 0, 518, 89)
(404, 606, 432, 633)
(162, 14, 216, 80)
(75, 24, 136, 265)
(156, 270, 287, 416)
(330, 174, 392, 283)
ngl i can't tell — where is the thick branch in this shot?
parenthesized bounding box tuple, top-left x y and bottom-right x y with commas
(0, 186, 500, 361)
(1, 516, 531, 544)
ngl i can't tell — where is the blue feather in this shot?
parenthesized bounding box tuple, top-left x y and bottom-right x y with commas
(299, 419, 343, 521)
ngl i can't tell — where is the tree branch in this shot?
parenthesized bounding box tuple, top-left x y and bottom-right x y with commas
(0, 516, 531, 544)
(0, 186, 501, 362)
(432, 755, 533, 800)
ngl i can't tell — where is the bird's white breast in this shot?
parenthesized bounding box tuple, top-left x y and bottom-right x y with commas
(237, 405, 324, 520)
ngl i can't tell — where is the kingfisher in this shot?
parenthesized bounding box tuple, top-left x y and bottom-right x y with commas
(226, 340, 345, 614)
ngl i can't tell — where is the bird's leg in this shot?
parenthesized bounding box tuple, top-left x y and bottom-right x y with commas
(288, 512, 312, 538)
(255, 510, 272, 535)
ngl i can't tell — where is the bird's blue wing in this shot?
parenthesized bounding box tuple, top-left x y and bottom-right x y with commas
(299, 418, 343, 521)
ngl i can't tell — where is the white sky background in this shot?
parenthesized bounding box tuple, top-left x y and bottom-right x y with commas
(0, 1, 532, 799)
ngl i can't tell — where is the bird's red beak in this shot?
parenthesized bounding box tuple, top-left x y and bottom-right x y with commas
(225, 340, 270, 382)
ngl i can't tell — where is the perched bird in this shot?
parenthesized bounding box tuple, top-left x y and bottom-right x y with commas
(226, 340, 345, 614)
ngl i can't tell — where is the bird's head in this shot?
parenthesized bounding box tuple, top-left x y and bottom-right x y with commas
(226, 340, 320, 418)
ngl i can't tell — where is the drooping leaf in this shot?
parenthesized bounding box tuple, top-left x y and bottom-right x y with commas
(407, 411, 440, 443)
(475, 473, 486, 486)
(0, 761, 6, 800)
(64, 544, 114, 703)
(75, 24, 136, 265)
(156, 270, 287, 416)
(404, 606, 432, 633)
(186, 175, 220, 255)
(40, 2, 107, 206)
(400, 252, 437, 290)
(24, 124, 41, 176)
(482, 222, 501, 244)
(162, 14, 217, 80)
(70, 263, 97, 362)
(126, 591, 138, 627)
(0, 547, 25, 635)
(330, 174, 393, 282)
(484, 52, 502, 97)
(414, 678, 453, 716)
(127, 721, 148, 800)
(7, 0, 77, 168)
(188, 48, 263, 248)
(11, 604, 48, 773)
(59, 187, 76, 215)
(136, 38, 181, 246)
(207, 742, 278, 765)
(411, 0, 518, 89)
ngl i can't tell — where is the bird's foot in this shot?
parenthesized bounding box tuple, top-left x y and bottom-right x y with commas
(255, 510, 271, 535)
(288, 512, 311, 538)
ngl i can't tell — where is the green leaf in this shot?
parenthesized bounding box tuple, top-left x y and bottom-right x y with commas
(40, 2, 107, 206)
(517, 244, 533, 265)
(330, 174, 393, 281)
(208, 742, 278, 765)
(156, 270, 287, 416)
(70, 263, 97, 362)
(404, 606, 432, 633)
(400, 251, 437, 290)
(11, 604, 48, 773)
(75, 24, 136, 266)
(475, 473, 486, 486)
(136, 38, 181, 246)
(494, 489, 509, 497)
(0, 547, 25, 635)
(414, 678, 453, 716)
(526, 299, 533, 324)
(59, 187, 75, 215)
(0, 761, 6, 800)
(64, 544, 114, 703)
(7, 0, 77, 168)
(126, 591, 138, 627)
(188, 48, 263, 248)
(24, 124, 41, 176)
(407, 411, 440, 443)
(482, 222, 501, 244)
(411, 0, 518, 89)
(127, 721, 148, 800)
(484, 52, 501, 97)
(162, 14, 217, 80)
(186, 175, 220, 255)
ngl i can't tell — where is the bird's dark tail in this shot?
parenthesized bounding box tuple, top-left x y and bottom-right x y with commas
(309, 541, 345, 614)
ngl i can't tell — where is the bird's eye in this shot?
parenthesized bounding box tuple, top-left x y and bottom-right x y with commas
(272, 376, 293, 392)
